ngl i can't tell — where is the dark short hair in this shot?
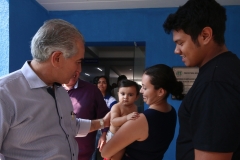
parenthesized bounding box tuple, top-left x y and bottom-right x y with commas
(119, 80, 140, 96)
(144, 64, 184, 100)
(163, 0, 226, 45)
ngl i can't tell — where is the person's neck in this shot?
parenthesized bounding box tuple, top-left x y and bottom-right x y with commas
(149, 100, 171, 113)
(200, 44, 228, 67)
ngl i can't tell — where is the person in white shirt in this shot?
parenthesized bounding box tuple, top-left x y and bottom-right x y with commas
(0, 19, 110, 160)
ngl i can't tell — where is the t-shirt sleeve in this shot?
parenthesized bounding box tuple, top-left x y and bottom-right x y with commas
(190, 81, 240, 152)
(109, 97, 117, 110)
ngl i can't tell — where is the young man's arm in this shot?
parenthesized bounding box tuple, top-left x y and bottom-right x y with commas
(195, 149, 233, 160)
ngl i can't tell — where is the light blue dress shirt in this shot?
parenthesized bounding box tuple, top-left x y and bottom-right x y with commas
(0, 61, 91, 160)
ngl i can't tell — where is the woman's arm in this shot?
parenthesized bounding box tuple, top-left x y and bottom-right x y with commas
(101, 114, 148, 158)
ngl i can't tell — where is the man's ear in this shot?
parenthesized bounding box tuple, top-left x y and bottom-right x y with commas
(51, 51, 62, 67)
(200, 27, 212, 45)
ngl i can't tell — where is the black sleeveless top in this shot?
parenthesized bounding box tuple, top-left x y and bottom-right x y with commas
(122, 107, 176, 160)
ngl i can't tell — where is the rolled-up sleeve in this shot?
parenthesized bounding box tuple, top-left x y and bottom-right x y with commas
(75, 118, 91, 137)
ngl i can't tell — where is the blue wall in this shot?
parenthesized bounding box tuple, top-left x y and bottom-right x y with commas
(49, 8, 184, 68)
(8, 1, 240, 159)
(49, 9, 186, 159)
(9, 0, 49, 72)
(0, 0, 9, 76)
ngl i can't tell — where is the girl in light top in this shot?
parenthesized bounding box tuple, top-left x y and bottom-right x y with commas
(97, 75, 117, 109)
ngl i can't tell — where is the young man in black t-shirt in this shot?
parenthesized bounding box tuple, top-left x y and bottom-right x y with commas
(163, 0, 240, 159)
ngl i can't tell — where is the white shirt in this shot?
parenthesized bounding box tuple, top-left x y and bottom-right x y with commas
(0, 61, 91, 160)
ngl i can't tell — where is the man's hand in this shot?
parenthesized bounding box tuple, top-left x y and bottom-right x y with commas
(98, 132, 107, 152)
(103, 112, 111, 127)
(89, 112, 110, 132)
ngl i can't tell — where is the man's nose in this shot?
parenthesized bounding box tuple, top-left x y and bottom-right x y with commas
(174, 45, 181, 54)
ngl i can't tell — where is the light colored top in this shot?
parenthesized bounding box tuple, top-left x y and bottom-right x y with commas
(103, 94, 117, 109)
(0, 61, 91, 160)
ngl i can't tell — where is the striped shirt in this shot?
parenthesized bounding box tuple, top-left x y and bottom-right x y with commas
(0, 61, 91, 160)
(103, 94, 117, 109)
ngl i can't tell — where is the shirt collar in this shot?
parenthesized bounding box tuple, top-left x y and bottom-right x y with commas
(20, 61, 48, 89)
(74, 80, 78, 89)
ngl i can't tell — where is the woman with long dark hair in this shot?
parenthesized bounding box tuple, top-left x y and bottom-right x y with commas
(101, 64, 184, 160)
(97, 75, 117, 109)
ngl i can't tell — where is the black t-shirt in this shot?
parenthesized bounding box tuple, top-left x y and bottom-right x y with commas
(176, 52, 240, 160)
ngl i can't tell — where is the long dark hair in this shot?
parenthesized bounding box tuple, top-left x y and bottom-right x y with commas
(97, 75, 112, 95)
(144, 64, 184, 100)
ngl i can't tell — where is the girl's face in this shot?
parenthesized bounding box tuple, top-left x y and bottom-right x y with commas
(140, 74, 160, 106)
(118, 86, 138, 106)
(97, 77, 107, 94)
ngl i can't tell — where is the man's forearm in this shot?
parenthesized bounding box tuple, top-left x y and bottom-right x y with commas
(89, 112, 110, 132)
(89, 119, 106, 132)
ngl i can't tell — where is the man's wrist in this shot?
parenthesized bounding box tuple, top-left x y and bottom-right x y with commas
(100, 119, 104, 129)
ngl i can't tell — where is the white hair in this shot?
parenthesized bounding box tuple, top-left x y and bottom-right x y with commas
(30, 19, 84, 62)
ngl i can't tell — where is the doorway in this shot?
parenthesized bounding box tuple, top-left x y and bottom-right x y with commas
(80, 43, 145, 113)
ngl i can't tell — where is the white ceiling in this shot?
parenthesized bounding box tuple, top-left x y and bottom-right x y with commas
(36, 0, 240, 11)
